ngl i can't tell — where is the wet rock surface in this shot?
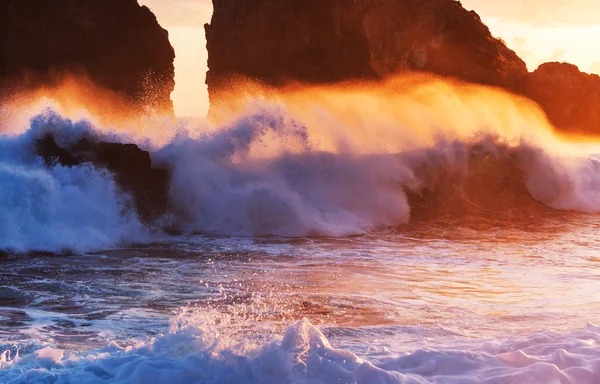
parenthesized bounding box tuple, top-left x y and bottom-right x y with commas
(36, 134, 169, 223)
(205, 0, 526, 101)
(205, 0, 376, 105)
(526, 62, 600, 135)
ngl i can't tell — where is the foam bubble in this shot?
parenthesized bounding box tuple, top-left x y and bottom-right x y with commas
(2, 311, 599, 384)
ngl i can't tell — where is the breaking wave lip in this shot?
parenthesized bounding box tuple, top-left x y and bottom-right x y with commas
(7, 69, 600, 252)
(158, 105, 600, 238)
(1, 308, 599, 384)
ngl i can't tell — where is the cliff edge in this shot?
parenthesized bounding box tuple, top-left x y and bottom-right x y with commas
(205, 0, 376, 106)
(360, 0, 527, 90)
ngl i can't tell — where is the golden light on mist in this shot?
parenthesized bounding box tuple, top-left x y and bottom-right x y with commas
(0, 75, 179, 145)
(207, 74, 570, 157)
(4, 70, 598, 156)
(139, 0, 600, 120)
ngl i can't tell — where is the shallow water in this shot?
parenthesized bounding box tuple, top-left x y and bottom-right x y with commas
(2, 215, 600, 383)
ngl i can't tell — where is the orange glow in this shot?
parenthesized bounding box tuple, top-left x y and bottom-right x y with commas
(166, 27, 209, 117)
(207, 74, 577, 157)
(138, 1, 600, 117)
(5, 71, 599, 156)
(0, 75, 178, 145)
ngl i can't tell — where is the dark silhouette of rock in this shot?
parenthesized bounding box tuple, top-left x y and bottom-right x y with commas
(205, 0, 527, 107)
(526, 62, 600, 135)
(205, 0, 376, 106)
(36, 134, 170, 223)
(0, 0, 175, 113)
(206, 0, 600, 135)
(360, 0, 527, 90)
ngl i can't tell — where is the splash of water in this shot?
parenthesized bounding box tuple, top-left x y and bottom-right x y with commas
(2, 305, 599, 384)
(157, 75, 600, 236)
(4, 74, 600, 249)
(0, 111, 148, 253)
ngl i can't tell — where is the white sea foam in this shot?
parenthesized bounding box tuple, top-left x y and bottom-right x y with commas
(1, 308, 599, 384)
(3, 73, 600, 384)
(157, 104, 600, 237)
(0, 110, 147, 253)
(157, 108, 414, 237)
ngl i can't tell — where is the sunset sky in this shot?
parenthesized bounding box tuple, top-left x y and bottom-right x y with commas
(139, 0, 600, 117)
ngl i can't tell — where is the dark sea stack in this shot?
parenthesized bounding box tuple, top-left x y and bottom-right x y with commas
(360, 0, 527, 90)
(526, 62, 600, 135)
(36, 134, 170, 223)
(205, 0, 377, 105)
(205, 0, 527, 105)
(206, 0, 600, 135)
(0, 0, 175, 113)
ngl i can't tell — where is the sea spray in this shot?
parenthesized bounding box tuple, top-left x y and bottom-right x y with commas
(0, 111, 147, 253)
(4, 75, 600, 250)
(157, 107, 413, 236)
(2, 305, 600, 383)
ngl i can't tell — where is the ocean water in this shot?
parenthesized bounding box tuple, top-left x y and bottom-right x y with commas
(1, 78, 600, 383)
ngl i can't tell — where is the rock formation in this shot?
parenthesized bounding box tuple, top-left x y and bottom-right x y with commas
(205, 0, 376, 105)
(360, 0, 527, 90)
(36, 134, 170, 223)
(205, 0, 527, 103)
(526, 62, 600, 135)
(0, 0, 175, 113)
(205, 0, 600, 134)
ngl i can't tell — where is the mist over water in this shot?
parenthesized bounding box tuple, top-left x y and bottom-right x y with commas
(158, 77, 600, 238)
(1, 76, 600, 383)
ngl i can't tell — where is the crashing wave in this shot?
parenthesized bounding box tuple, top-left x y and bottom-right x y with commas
(3, 76, 600, 252)
(0, 111, 148, 254)
(2, 309, 599, 384)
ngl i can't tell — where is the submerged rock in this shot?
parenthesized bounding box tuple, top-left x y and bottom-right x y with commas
(36, 134, 169, 223)
(0, 0, 175, 113)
